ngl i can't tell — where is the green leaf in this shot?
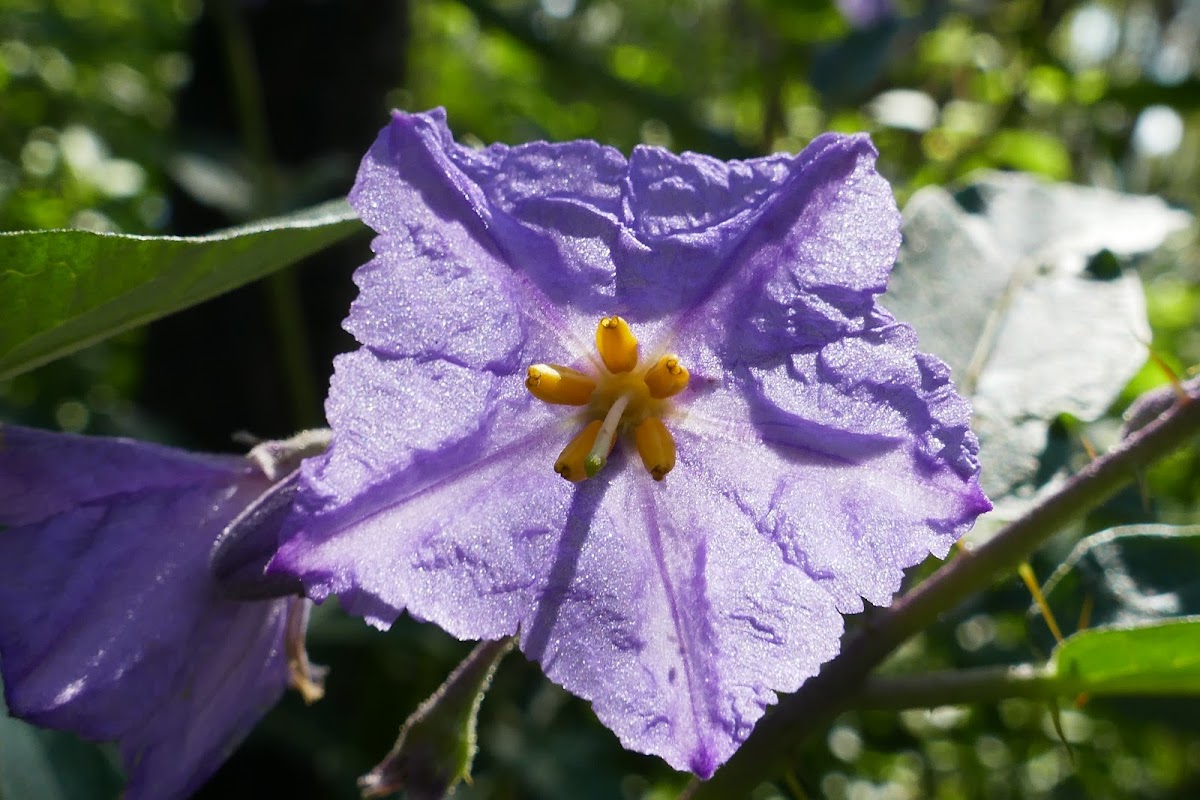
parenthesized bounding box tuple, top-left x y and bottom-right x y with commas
(860, 618, 1200, 708)
(1053, 619, 1200, 695)
(1029, 524, 1200, 654)
(359, 638, 514, 800)
(0, 682, 121, 800)
(0, 198, 363, 380)
(985, 129, 1073, 180)
(884, 173, 1191, 535)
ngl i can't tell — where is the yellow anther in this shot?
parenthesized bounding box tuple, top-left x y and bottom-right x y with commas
(555, 420, 608, 483)
(531, 318, 689, 483)
(634, 416, 676, 481)
(595, 316, 639, 374)
(525, 364, 596, 405)
(643, 355, 690, 399)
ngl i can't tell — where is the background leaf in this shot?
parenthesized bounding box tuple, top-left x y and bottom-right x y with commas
(1052, 619, 1200, 696)
(884, 173, 1191, 533)
(1028, 524, 1200, 654)
(0, 683, 121, 800)
(0, 199, 362, 380)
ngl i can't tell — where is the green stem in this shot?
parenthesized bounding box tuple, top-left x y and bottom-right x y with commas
(855, 664, 1055, 709)
(213, 0, 323, 430)
(262, 270, 323, 428)
(212, 0, 276, 208)
(683, 391, 1200, 799)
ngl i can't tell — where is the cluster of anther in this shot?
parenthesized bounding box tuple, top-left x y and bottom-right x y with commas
(525, 317, 689, 483)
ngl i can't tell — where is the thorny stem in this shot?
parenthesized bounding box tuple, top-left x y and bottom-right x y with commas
(682, 389, 1200, 799)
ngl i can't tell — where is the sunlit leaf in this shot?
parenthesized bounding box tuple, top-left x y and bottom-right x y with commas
(1053, 619, 1200, 696)
(986, 130, 1072, 180)
(1029, 524, 1200, 654)
(0, 199, 363, 380)
(884, 173, 1191, 535)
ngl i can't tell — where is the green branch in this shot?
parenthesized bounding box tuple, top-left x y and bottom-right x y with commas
(854, 664, 1054, 709)
(683, 389, 1200, 799)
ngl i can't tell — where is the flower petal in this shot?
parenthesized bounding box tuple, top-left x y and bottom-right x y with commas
(350, 109, 626, 348)
(0, 427, 290, 800)
(677, 372, 989, 614)
(271, 420, 572, 630)
(0, 425, 236, 526)
(521, 465, 844, 777)
(296, 345, 565, 513)
(746, 313, 986, 494)
(211, 468, 308, 600)
(616, 134, 898, 339)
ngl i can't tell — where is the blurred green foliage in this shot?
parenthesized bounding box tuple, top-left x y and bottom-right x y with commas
(0, 0, 192, 232)
(1, 1, 1199, 799)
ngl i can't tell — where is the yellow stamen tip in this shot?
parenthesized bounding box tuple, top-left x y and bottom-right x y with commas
(555, 420, 606, 482)
(643, 355, 690, 399)
(595, 316, 639, 374)
(526, 364, 596, 405)
(634, 416, 676, 481)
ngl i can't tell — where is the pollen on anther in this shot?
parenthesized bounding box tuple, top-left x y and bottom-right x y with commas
(595, 316, 639, 374)
(634, 416, 676, 481)
(643, 355, 689, 399)
(526, 364, 596, 405)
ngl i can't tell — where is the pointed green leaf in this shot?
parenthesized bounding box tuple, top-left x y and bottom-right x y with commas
(0, 198, 363, 379)
(360, 638, 514, 800)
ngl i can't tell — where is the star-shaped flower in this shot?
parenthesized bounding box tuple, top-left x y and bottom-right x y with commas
(0, 425, 318, 800)
(270, 109, 990, 776)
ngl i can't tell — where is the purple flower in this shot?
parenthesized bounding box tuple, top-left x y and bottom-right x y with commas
(270, 109, 990, 776)
(836, 0, 893, 28)
(0, 425, 318, 800)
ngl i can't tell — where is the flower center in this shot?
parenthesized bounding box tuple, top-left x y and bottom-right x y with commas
(525, 316, 689, 483)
